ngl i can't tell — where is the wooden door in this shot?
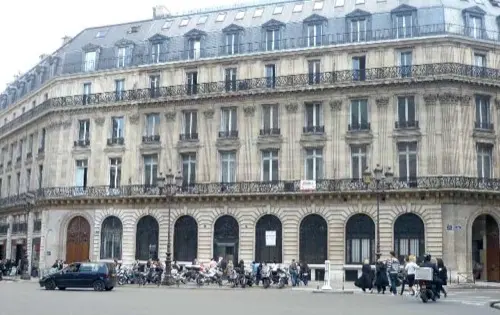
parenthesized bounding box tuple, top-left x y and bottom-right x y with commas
(487, 233, 500, 282)
(66, 216, 90, 263)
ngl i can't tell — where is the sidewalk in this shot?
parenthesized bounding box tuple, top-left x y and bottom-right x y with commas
(291, 281, 500, 292)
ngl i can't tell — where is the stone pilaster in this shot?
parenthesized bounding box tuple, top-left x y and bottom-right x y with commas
(26, 211, 34, 275)
(5, 215, 12, 259)
(329, 100, 342, 178)
(424, 94, 438, 175)
(285, 102, 299, 180)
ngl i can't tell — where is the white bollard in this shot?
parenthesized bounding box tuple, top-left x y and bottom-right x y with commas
(321, 260, 333, 290)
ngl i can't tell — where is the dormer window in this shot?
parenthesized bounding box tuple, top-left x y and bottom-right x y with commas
(273, 6, 283, 15)
(198, 16, 208, 25)
(462, 6, 486, 39)
(254, 8, 264, 18)
(180, 18, 190, 27)
(114, 39, 134, 68)
(95, 30, 108, 38)
(303, 14, 327, 47)
(235, 11, 245, 20)
(313, 1, 324, 10)
(216, 13, 226, 22)
(128, 26, 140, 34)
(117, 47, 127, 68)
(162, 20, 173, 29)
(222, 24, 244, 55)
(148, 34, 168, 64)
(346, 9, 372, 43)
(391, 5, 417, 39)
(84, 51, 97, 72)
(293, 4, 303, 13)
(262, 19, 285, 51)
(184, 29, 206, 60)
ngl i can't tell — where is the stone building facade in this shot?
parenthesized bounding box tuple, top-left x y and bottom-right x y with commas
(0, 0, 499, 282)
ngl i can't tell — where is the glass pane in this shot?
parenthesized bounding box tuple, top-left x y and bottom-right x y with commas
(409, 153, 417, 180)
(361, 239, 370, 262)
(398, 97, 406, 122)
(360, 100, 368, 124)
(407, 97, 415, 122)
(271, 159, 279, 181)
(306, 158, 314, 180)
(272, 105, 279, 128)
(352, 155, 359, 179)
(399, 153, 407, 180)
(316, 157, 323, 179)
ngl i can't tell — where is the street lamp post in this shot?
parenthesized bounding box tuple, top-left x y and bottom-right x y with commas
(157, 169, 183, 285)
(363, 164, 394, 256)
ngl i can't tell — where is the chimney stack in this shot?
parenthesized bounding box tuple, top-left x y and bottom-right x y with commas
(153, 5, 170, 20)
(62, 36, 72, 46)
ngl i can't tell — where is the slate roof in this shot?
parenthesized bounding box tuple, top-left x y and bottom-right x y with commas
(3, 0, 500, 109)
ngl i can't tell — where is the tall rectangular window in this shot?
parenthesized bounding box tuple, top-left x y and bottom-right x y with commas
(395, 14, 412, 38)
(349, 99, 369, 131)
(400, 51, 412, 77)
(78, 119, 90, 141)
(220, 151, 236, 183)
(7, 175, 11, 196)
(396, 96, 416, 128)
(265, 64, 276, 88)
(469, 16, 482, 39)
(224, 68, 237, 92)
(145, 113, 160, 137)
(188, 39, 201, 60)
(16, 172, 20, 195)
(397, 142, 417, 183)
(220, 107, 237, 137)
(351, 145, 367, 180)
(115, 79, 125, 101)
(150, 75, 160, 98)
(304, 103, 323, 133)
(117, 47, 127, 68)
(261, 150, 279, 182)
(28, 134, 33, 155)
(265, 29, 280, 51)
(181, 153, 196, 186)
(308, 60, 321, 85)
(39, 128, 46, 151)
(182, 111, 198, 140)
(350, 19, 366, 42)
(26, 169, 31, 191)
(143, 155, 158, 186)
(84, 51, 97, 72)
(225, 33, 239, 55)
(151, 43, 161, 63)
(307, 24, 322, 47)
(305, 148, 323, 180)
(186, 71, 198, 95)
(83, 83, 92, 105)
(475, 95, 491, 130)
(477, 143, 492, 179)
(38, 165, 43, 189)
(474, 53, 486, 77)
(261, 104, 279, 135)
(109, 158, 122, 188)
(111, 117, 125, 139)
(75, 159, 88, 188)
(352, 56, 366, 81)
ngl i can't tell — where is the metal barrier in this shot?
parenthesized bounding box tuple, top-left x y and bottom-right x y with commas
(457, 272, 475, 284)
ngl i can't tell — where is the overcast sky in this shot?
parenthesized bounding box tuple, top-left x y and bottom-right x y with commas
(0, 0, 240, 90)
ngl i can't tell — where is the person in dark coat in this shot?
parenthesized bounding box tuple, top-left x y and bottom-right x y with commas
(355, 259, 373, 292)
(374, 254, 389, 294)
(437, 258, 448, 298)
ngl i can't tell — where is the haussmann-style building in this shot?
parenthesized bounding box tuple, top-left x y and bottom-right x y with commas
(0, 0, 499, 283)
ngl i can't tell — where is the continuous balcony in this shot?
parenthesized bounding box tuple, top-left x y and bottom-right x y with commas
(2, 177, 500, 209)
(2, 62, 500, 138)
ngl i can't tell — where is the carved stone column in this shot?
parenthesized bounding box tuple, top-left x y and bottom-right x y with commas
(202, 107, 215, 182)
(424, 94, 439, 175)
(329, 100, 342, 178)
(375, 96, 389, 166)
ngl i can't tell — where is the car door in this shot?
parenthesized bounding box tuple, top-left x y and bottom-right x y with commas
(62, 263, 81, 288)
(78, 263, 97, 287)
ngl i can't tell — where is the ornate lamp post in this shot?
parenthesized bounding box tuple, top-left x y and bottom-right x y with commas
(157, 169, 183, 285)
(363, 164, 394, 256)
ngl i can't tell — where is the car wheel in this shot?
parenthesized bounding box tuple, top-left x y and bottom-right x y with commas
(45, 280, 56, 290)
(105, 287, 114, 291)
(58, 287, 66, 290)
(93, 280, 105, 291)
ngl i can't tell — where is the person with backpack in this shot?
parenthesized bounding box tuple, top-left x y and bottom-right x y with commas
(387, 251, 400, 296)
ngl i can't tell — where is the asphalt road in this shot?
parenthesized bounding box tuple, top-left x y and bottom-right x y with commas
(1, 281, 499, 315)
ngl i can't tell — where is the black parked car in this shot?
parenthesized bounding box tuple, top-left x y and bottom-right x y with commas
(39, 262, 117, 291)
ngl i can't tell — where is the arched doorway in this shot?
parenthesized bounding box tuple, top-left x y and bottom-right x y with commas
(299, 214, 327, 264)
(345, 213, 375, 264)
(472, 214, 500, 282)
(213, 215, 239, 264)
(255, 215, 282, 263)
(135, 215, 159, 261)
(394, 213, 425, 262)
(100, 216, 123, 260)
(174, 215, 198, 262)
(66, 216, 90, 263)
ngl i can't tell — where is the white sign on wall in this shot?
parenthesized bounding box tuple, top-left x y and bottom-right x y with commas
(265, 231, 276, 246)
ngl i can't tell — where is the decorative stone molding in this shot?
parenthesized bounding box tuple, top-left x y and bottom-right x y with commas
(243, 105, 256, 117)
(438, 93, 461, 105)
(95, 117, 105, 126)
(329, 100, 342, 111)
(495, 98, 500, 110)
(203, 109, 215, 119)
(285, 102, 298, 113)
(423, 94, 438, 106)
(62, 120, 72, 130)
(375, 97, 389, 108)
(164, 111, 176, 121)
(460, 95, 472, 106)
(129, 113, 140, 124)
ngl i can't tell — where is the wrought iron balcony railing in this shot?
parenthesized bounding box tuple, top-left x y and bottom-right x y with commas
(219, 130, 239, 138)
(179, 133, 199, 141)
(2, 62, 500, 138)
(474, 121, 494, 131)
(142, 135, 161, 143)
(1, 177, 500, 208)
(74, 139, 90, 147)
(303, 125, 325, 134)
(395, 120, 419, 129)
(348, 122, 371, 131)
(107, 137, 125, 146)
(260, 128, 281, 136)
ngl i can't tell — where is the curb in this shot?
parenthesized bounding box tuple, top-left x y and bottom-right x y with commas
(448, 286, 500, 291)
(312, 289, 354, 294)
